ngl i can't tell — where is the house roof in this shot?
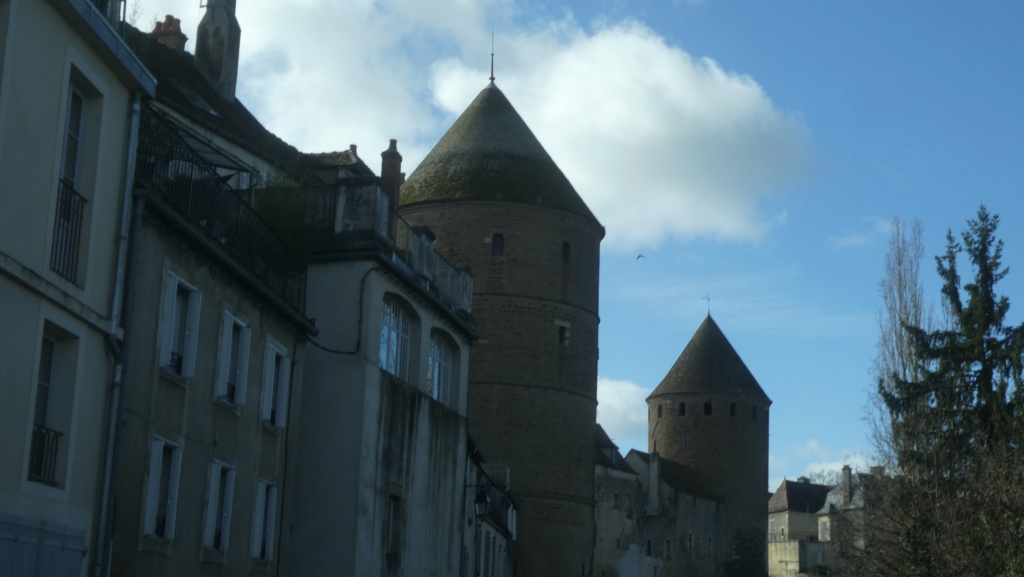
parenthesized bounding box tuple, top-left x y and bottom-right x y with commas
(768, 480, 834, 514)
(594, 424, 635, 474)
(124, 25, 306, 173)
(400, 82, 599, 224)
(816, 473, 870, 515)
(648, 315, 770, 401)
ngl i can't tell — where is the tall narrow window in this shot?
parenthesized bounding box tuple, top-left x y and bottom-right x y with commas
(562, 241, 571, 264)
(704, 402, 712, 416)
(216, 312, 251, 405)
(752, 405, 758, 420)
(251, 480, 277, 560)
(203, 460, 235, 551)
(159, 271, 201, 378)
(678, 402, 686, 416)
(730, 402, 737, 417)
(28, 337, 62, 486)
(428, 331, 454, 404)
(657, 405, 663, 419)
(380, 296, 411, 381)
(51, 88, 87, 282)
(491, 233, 504, 256)
(261, 344, 291, 428)
(143, 437, 182, 539)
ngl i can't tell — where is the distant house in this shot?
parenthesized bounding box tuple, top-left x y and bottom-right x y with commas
(767, 478, 833, 577)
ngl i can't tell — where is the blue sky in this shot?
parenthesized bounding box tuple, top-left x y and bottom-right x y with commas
(135, 0, 1024, 489)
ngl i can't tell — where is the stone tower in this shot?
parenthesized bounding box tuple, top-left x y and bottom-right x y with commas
(647, 315, 771, 574)
(400, 82, 603, 577)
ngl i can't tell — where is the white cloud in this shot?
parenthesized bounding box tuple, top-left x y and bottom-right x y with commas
(135, 0, 809, 251)
(431, 19, 812, 250)
(596, 377, 650, 454)
(829, 216, 890, 248)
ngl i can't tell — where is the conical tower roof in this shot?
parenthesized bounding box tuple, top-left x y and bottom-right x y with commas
(400, 82, 599, 223)
(648, 315, 770, 400)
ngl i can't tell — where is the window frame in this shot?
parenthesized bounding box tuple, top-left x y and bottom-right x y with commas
(261, 342, 291, 428)
(203, 459, 236, 551)
(159, 271, 202, 378)
(143, 436, 182, 540)
(380, 296, 412, 381)
(215, 311, 251, 405)
(428, 331, 455, 404)
(251, 479, 278, 561)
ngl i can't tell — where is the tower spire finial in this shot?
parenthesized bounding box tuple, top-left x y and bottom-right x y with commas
(489, 26, 495, 82)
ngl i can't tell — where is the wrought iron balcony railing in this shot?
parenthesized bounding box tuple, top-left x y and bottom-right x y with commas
(28, 424, 63, 486)
(50, 179, 86, 283)
(134, 104, 307, 311)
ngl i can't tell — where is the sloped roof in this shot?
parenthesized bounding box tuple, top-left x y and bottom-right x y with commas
(594, 424, 635, 474)
(648, 315, 770, 400)
(768, 480, 833, 514)
(400, 82, 599, 224)
(124, 25, 305, 172)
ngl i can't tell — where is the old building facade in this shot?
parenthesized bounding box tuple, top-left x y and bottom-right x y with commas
(0, 0, 154, 574)
(400, 81, 604, 577)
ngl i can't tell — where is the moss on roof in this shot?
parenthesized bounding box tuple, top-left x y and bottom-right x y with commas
(648, 315, 771, 400)
(400, 82, 599, 223)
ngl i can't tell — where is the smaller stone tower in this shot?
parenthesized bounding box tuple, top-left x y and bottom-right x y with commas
(647, 315, 771, 574)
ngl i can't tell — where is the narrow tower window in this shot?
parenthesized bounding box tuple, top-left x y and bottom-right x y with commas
(703, 401, 712, 416)
(752, 405, 758, 420)
(678, 402, 685, 416)
(730, 402, 737, 417)
(657, 404, 663, 419)
(491, 233, 504, 256)
(562, 241, 571, 264)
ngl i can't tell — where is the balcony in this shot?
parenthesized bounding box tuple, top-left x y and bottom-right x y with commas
(134, 104, 307, 311)
(50, 179, 86, 283)
(261, 181, 473, 314)
(28, 424, 63, 486)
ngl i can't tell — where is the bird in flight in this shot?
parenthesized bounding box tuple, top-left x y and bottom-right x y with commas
(636, 254, 645, 259)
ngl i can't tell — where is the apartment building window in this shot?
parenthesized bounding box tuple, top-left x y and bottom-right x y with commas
(203, 460, 235, 551)
(216, 312, 250, 405)
(159, 271, 201, 378)
(428, 331, 454, 404)
(29, 338, 62, 486)
(261, 343, 291, 428)
(50, 87, 88, 283)
(143, 437, 182, 539)
(380, 296, 411, 381)
(28, 324, 78, 488)
(251, 480, 277, 561)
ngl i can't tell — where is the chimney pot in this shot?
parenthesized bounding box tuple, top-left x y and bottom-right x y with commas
(151, 15, 188, 52)
(380, 140, 404, 211)
(841, 465, 853, 507)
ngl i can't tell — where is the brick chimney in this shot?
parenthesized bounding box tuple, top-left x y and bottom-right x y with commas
(151, 15, 188, 52)
(380, 139, 404, 211)
(195, 0, 241, 100)
(841, 464, 852, 507)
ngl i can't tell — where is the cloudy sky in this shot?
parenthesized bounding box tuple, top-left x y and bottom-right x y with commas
(135, 0, 1024, 489)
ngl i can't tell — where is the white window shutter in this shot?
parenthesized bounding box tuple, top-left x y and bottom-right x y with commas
(222, 468, 235, 548)
(165, 444, 182, 540)
(261, 346, 275, 421)
(251, 480, 267, 557)
(143, 437, 164, 534)
(265, 484, 277, 560)
(275, 357, 291, 427)
(216, 313, 233, 397)
(236, 326, 251, 404)
(182, 291, 202, 377)
(159, 273, 177, 367)
(203, 461, 222, 547)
